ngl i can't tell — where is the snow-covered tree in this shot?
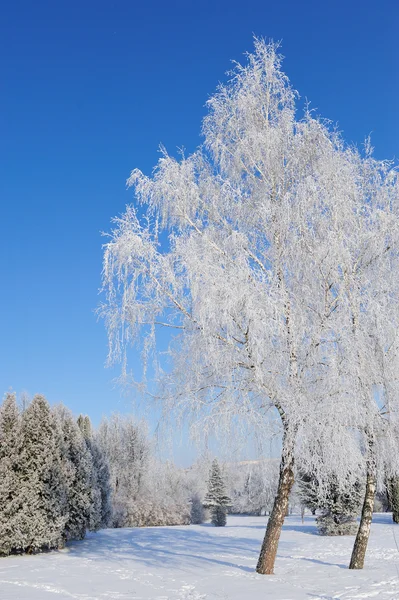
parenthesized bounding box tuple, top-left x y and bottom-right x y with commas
(97, 414, 150, 527)
(78, 414, 112, 530)
(97, 414, 190, 527)
(203, 459, 230, 526)
(55, 406, 92, 541)
(101, 38, 399, 573)
(141, 459, 191, 526)
(0, 393, 21, 555)
(387, 477, 399, 523)
(230, 461, 279, 516)
(14, 395, 68, 553)
(297, 472, 319, 515)
(298, 472, 363, 535)
(183, 454, 213, 524)
(190, 492, 205, 524)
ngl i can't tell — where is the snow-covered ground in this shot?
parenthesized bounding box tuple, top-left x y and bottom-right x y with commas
(1, 514, 399, 600)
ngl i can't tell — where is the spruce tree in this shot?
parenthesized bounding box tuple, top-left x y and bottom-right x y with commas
(56, 407, 92, 541)
(299, 471, 363, 535)
(0, 393, 21, 555)
(15, 395, 67, 553)
(78, 414, 112, 530)
(387, 477, 399, 523)
(297, 472, 319, 515)
(203, 459, 231, 527)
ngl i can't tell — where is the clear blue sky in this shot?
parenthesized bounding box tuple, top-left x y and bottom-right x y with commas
(1, 1, 398, 444)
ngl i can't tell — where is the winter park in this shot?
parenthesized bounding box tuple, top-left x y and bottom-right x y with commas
(1, 2, 399, 599)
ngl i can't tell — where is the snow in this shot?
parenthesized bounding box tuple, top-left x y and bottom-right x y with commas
(1, 514, 398, 600)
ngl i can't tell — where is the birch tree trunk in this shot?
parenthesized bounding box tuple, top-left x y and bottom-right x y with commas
(349, 432, 376, 570)
(256, 428, 295, 575)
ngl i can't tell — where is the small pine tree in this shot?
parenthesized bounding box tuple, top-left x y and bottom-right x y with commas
(298, 470, 363, 535)
(297, 471, 319, 515)
(203, 459, 231, 527)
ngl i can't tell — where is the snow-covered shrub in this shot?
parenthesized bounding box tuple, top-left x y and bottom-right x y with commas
(317, 514, 358, 536)
(315, 478, 363, 536)
(212, 505, 227, 527)
(190, 493, 205, 524)
(299, 468, 363, 535)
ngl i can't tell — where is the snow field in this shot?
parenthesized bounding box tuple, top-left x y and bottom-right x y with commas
(1, 514, 399, 600)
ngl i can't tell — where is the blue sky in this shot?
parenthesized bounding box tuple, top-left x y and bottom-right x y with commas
(1, 0, 398, 460)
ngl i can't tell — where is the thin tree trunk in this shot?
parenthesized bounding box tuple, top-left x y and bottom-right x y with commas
(256, 429, 295, 575)
(349, 432, 376, 570)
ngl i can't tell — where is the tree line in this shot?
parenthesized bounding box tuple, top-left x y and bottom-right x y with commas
(0, 393, 111, 555)
(1, 392, 282, 555)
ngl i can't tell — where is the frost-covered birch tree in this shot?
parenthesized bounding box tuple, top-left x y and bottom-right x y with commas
(101, 38, 399, 573)
(324, 150, 399, 569)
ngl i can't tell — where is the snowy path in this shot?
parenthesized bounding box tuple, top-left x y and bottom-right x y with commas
(0, 514, 399, 600)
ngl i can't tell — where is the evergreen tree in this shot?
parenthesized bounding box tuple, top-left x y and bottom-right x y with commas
(15, 395, 68, 553)
(387, 477, 399, 523)
(56, 406, 92, 541)
(203, 459, 231, 527)
(0, 393, 21, 555)
(78, 414, 112, 529)
(299, 471, 363, 535)
(297, 472, 319, 515)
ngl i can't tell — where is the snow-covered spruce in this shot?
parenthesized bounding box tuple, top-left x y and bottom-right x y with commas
(203, 459, 231, 526)
(14, 395, 68, 553)
(78, 414, 112, 530)
(387, 477, 399, 523)
(55, 405, 92, 542)
(0, 393, 22, 556)
(298, 472, 363, 535)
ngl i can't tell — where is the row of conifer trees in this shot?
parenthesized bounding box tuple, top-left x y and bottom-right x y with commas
(0, 393, 111, 555)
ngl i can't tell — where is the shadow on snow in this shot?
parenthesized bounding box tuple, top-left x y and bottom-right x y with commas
(63, 516, 326, 573)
